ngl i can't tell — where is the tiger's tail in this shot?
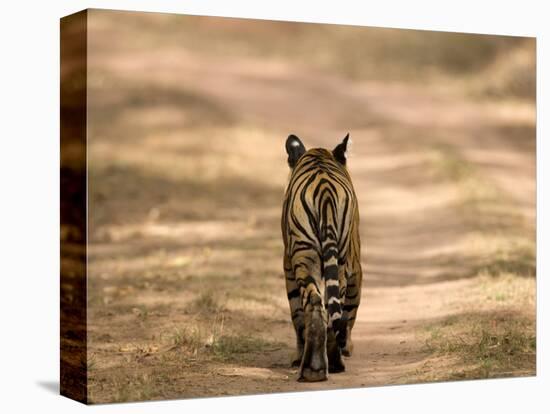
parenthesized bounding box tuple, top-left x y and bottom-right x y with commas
(321, 223, 347, 349)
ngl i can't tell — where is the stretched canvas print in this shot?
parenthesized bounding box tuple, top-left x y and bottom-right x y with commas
(60, 9, 537, 404)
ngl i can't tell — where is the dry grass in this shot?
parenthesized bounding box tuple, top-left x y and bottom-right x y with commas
(190, 291, 225, 315)
(475, 244, 536, 278)
(421, 309, 535, 380)
(88, 313, 288, 403)
(407, 139, 537, 382)
(210, 335, 283, 361)
(410, 270, 535, 383)
(168, 305, 284, 362)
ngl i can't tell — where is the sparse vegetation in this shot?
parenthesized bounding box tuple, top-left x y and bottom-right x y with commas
(170, 326, 206, 355)
(210, 335, 283, 361)
(421, 312, 535, 380)
(190, 291, 225, 315)
(475, 244, 536, 278)
(415, 146, 536, 381)
(167, 310, 284, 363)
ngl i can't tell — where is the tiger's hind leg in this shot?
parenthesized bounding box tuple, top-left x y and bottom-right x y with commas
(342, 262, 362, 357)
(327, 327, 345, 373)
(293, 258, 328, 382)
(284, 258, 305, 367)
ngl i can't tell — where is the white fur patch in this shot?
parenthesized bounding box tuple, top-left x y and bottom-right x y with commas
(330, 311, 342, 321)
(290, 139, 300, 147)
(345, 137, 353, 159)
(328, 296, 340, 305)
(326, 279, 339, 287)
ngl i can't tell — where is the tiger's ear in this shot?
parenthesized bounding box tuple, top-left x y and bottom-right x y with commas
(333, 133, 350, 165)
(286, 134, 306, 168)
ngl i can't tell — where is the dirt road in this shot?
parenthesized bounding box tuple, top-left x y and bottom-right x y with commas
(84, 12, 536, 403)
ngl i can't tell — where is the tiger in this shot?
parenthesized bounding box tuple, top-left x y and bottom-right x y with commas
(281, 133, 363, 382)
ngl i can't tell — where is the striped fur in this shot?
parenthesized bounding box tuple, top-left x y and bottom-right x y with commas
(282, 134, 362, 382)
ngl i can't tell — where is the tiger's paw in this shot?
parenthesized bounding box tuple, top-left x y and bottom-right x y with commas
(291, 355, 302, 368)
(342, 337, 354, 357)
(298, 367, 328, 382)
(290, 346, 304, 367)
(329, 361, 345, 373)
(328, 344, 346, 373)
(328, 351, 345, 373)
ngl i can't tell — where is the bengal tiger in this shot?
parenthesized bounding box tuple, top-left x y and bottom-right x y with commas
(281, 133, 362, 382)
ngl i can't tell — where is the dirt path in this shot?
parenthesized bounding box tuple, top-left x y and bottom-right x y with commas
(85, 13, 536, 402)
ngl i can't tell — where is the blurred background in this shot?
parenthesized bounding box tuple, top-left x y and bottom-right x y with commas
(79, 10, 535, 403)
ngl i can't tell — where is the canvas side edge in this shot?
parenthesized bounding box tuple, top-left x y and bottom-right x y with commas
(60, 9, 88, 405)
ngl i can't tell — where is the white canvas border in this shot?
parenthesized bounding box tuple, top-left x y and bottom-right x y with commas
(0, 1, 546, 412)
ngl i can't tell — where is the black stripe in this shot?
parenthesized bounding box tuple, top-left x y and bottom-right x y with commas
(326, 285, 339, 298)
(322, 241, 338, 251)
(297, 275, 318, 290)
(322, 248, 338, 261)
(290, 209, 317, 245)
(299, 173, 322, 244)
(323, 265, 338, 280)
(291, 245, 318, 256)
(327, 302, 341, 315)
(304, 275, 317, 286)
(287, 288, 300, 300)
